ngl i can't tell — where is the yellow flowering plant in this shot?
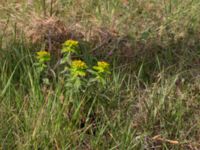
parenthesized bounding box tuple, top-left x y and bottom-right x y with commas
(91, 61, 111, 85)
(35, 39, 111, 89)
(35, 50, 51, 85)
(93, 61, 110, 74)
(36, 50, 51, 63)
(62, 60, 88, 91)
(70, 60, 88, 77)
(60, 40, 79, 65)
(61, 40, 79, 53)
(34, 40, 111, 130)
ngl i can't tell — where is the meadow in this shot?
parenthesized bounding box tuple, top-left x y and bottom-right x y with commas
(0, 0, 200, 149)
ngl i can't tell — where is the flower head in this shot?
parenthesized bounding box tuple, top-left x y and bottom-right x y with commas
(65, 40, 78, 46)
(62, 40, 79, 53)
(70, 60, 88, 77)
(97, 61, 109, 69)
(93, 61, 110, 74)
(71, 60, 88, 69)
(36, 50, 50, 62)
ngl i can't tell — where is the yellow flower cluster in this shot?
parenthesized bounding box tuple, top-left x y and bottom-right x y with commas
(93, 61, 110, 73)
(65, 40, 78, 47)
(71, 60, 88, 69)
(70, 60, 88, 77)
(36, 50, 50, 62)
(62, 40, 79, 53)
(97, 61, 110, 70)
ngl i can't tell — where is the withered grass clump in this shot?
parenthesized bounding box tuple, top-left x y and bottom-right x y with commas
(25, 15, 82, 52)
(25, 16, 68, 44)
(25, 14, 122, 57)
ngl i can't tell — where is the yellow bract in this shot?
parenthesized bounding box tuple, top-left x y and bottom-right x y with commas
(36, 50, 50, 59)
(71, 60, 88, 69)
(65, 40, 78, 46)
(93, 61, 110, 74)
(62, 40, 79, 53)
(97, 61, 110, 69)
(70, 60, 88, 77)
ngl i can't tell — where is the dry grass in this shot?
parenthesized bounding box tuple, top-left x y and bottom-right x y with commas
(2, 0, 200, 58)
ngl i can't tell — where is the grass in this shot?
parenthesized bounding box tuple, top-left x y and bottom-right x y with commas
(0, 0, 200, 149)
